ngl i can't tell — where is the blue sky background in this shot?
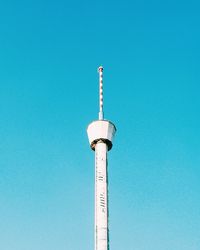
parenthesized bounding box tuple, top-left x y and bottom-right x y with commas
(0, 0, 200, 249)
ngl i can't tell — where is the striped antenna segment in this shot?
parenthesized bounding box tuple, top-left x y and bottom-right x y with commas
(98, 66, 104, 120)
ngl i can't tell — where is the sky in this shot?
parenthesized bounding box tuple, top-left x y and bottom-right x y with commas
(0, 0, 200, 249)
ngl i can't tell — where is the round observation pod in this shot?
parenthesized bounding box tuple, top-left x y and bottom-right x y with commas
(87, 120, 116, 151)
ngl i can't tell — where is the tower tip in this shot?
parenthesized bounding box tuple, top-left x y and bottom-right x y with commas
(98, 66, 103, 72)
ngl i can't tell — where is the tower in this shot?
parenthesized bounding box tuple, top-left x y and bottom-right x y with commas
(87, 66, 116, 250)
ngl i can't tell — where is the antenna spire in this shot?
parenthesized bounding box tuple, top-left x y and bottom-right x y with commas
(98, 66, 104, 120)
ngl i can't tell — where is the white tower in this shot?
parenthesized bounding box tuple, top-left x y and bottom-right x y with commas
(87, 66, 116, 250)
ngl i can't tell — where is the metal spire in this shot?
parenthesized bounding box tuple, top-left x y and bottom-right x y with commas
(98, 66, 104, 120)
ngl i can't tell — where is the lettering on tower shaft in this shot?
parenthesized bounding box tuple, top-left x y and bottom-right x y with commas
(95, 142, 109, 249)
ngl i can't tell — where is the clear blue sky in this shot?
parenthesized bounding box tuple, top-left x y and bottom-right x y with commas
(0, 0, 200, 249)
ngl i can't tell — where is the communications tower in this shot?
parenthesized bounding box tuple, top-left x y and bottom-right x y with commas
(87, 66, 116, 250)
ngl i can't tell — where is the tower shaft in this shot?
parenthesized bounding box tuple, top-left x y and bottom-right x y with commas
(95, 141, 109, 250)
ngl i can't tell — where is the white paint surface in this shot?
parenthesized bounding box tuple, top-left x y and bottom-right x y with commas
(87, 120, 116, 147)
(95, 142, 109, 250)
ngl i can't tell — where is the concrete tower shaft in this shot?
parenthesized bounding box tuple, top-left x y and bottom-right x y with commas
(87, 120, 116, 250)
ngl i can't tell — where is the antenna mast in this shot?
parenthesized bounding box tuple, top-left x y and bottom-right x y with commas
(98, 66, 104, 120)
